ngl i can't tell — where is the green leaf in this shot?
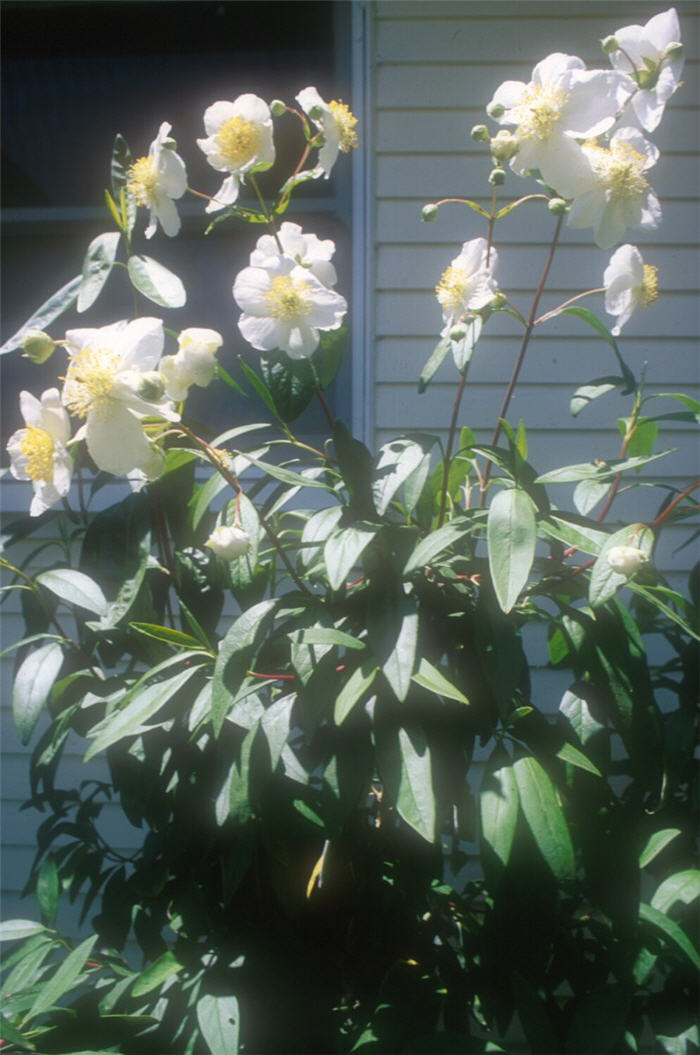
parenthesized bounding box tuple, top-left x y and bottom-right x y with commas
(412, 657, 469, 705)
(215, 361, 248, 397)
(487, 487, 537, 613)
(418, 336, 450, 394)
(290, 627, 365, 651)
(556, 742, 602, 777)
(0, 274, 82, 356)
(334, 661, 378, 725)
(0, 919, 47, 942)
(77, 232, 121, 313)
(512, 974, 559, 1055)
(589, 523, 654, 609)
(638, 901, 700, 973)
(0, 1014, 36, 1049)
(37, 856, 59, 923)
(451, 316, 482, 372)
(378, 723, 436, 842)
(127, 254, 186, 308)
(211, 599, 279, 734)
(570, 376, 622, 416)
(573, 478, 610, 516)
(260, 350, 316, 423)
(651, 869, 700, 914)
(535, 450, 672, 484)
(650, 392, 700, 421)
(403, 518, 474, 575)
(313, 325, 347, 390)
(197, 994, 240, 1055)
(238, 358, 281, 420)
(539, 515, 608, 555)
(242, 452, 330, 490)
(639, 829, 682, 868)
(36, 569, 108, 616)
(324, 525, 379, 591)
(189, 472, 229, 532)
(559, 690, 605, 746)
(556, 305, 634, 387)
(565, 984, 632, 1055)
(656, 1025, 699, 1055)
(373, 437, 435, 516)
(332, 419, 376, 519)
(128, 622, 209, 651)
(367, 584, 418, 702)
(110, 133, 132, 196)
(131, 950, 183, 997)
(480, 759, 519, 868)
(618, 417, 658, 460)
(513, 756, 575, 883)
(85, 663, 201, 760)
(12, 642, 64, 745)
(27, 933, 97, 1020)
(261, 693, 294, 769)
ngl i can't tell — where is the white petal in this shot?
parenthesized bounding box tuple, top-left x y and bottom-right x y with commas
(206, 175, 239, 213)
(536, 136, 594, 199)
(86, 404, 158, 476)
(40, 388, 71, 444)
(296, 86, 327, 116)
(233, 267, 272, 312)
(317, 135, 340, 177)
(153, 192, 181, 237)
(562, 70, 631, 137)
(19, 390, 43, 428)
(310, 259, 338, 288)
(238, 314, 282, 351)
(644, 7, 681, 51)
(233, 93, 272, 124)
(158, 149, 187, 199)
(488, 79, 526, 117)
(203, 100, 239, 136)
(532, 52, 585, 87)
(118, 318, 164, 371)
(286, 323, 319, 358)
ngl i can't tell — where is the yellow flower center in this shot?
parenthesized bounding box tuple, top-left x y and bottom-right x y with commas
(435, 265, 471, 314)
(588, 140, 649, 199)
(641, 264, 659, 307)
(265, 275, 313, 320)
(20, 426, 55, 482)
(515, 84, 569, 141)
(217, 116, 261, 168)
(63, 346, 123, 417)
(127, 157, 158, 206)
(329, 100, 359, 152)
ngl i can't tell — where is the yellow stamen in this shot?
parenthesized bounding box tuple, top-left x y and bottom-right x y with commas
(641, 264, 659, 307)
(62, 346, 123, 417)
(514, 84, 569, 141)
(20, 426, 55, 482)
(265, 275, 313, 320)
(435, 265, 471, 315)
(588, 140, 649, 199)
(127, 157, 158, 206)
(216, 116, 261, 168)
(329, 100, 359, 152)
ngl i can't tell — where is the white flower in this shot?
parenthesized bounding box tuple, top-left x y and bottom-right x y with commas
(609, 8, 684, 132)
(7, 389, 72, 516)
(197, 94, 275, 213)
(434, 238, 498, 335)
(250, 222, 338, 288)
(127, 122, 187, 239)
(567, 127, 661, 249)
(603, 244, 659, 335)
(606, 545, 649, 576)
(61, 318, 176, 479)
(488, 53, 631, 198)
(233, 255, 347, 360)
(159, 328, 223, 401)
(296, 86, 359, 178)
(206, 525, 250, 560)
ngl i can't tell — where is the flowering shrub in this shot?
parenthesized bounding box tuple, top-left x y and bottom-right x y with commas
(1, 9, 698, 1054)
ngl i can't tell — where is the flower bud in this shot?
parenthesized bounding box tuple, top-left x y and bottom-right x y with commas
(206, 524, 251, 560)
(548, 197, 568, 216)
(308, 104, 324, 121)
(136, 371, 166, 402)
(486, 101, 505, 120)
(489, 167, 506, 186)
(422, 203, 439, 222)
(449, 324, 467, 342)
(665, 41, 683, 58)
(270, 99, 287, 117)
(21, 330, 56, 364)
(490, 292, 507, 310)
(490, 130, 519, 163)
(606, 545, 649, 577)
(470, 124, 490, 143)
(601, 35, 619, 54)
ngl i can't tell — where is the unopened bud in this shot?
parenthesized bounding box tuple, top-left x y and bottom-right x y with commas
(490, 292, 507, 310)
(136, 371, 166, 402)
(489, 167, 506, 186)
(548, 197, 568, 216)
(206, 525, 251, 560)
(422, 203, 439, 222)
(665, 41, 683, 58)
(449, 324, 467, 341)
(490, 129, 519, 163)
(606, 545, 649, 577)
(21, 330, 56, 364)
(470, 124, 490, 143)
(601, 35, 619, 54)
(270, 99, 287, 117)
(308, 104, 324, 121)
(486, 101, 505, 120)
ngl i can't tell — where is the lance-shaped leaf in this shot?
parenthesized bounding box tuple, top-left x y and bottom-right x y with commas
(412, 656, 469, 705)
(324, 524, 379, 591)
(451, 316, 482, 372)
(487, 487, 537, 613)
(554, 305, 635, 389)
(513, 756, 575, 883)
(637, 902, 700, 976)
(367, 584, 418, 702)
(334, 661, 378, 725)
(589, 523, 654, 609)
(535, 450, 671, 484)
(26, 933, 97, 1020)
(418, 336, 450, 394)
(480, 758, 519, 868)
(377, 723, 436, 843)
(0, 919, 47, 942)
(13, 642, 64, 745)
(403, 517, 474, 575)
(570, 376, 623, 417)
(197, 993, 240, 1055)
(77, 232, 121, 312)
(36, 569, 108, 616)
(110, 133, 132, 195)
(372, 436, 435, 516)
(131, 950, 183, 997)
(211, 599, 279, 734)
(0, 274, 82, 356)
(36, 857, 59, 924)
(127, 254, 186, 308)
(651, 869, 700, 914)
(639, 829, 682, 869)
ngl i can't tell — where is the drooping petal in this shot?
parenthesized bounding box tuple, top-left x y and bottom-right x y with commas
(152, 192, 181, 237)
(206, 175, 240, 213)
(19, 390, 44, 428)
(85, 403, 161, 477)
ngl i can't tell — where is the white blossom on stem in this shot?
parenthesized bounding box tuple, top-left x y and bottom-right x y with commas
(609, 8, 684, 132)
(435, 238, 498, 336)
(250, 222, 338, 288)
(567, 127, 661, 248)
(197, 94, 275, 213)
(61, 318, 176, 479)
(603, 244, 659, 335)
(127, 122, 187, 239)
(487, 53, 631, 198)
(159, 328, 223, 401)
(206, 525, 250, 560)
(607, 545, 649, 576)
(7, 389, 72, 516)
(296, 87, 359, 178)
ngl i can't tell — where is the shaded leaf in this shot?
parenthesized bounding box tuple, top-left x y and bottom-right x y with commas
(480, 759, 519, 868)
(13, 642, 64, 745)
(27, 933, 97, 1020)
(513, 756, 575, 883)
(334, 661, 378, 725)
(131, 950, 183, 997)
(324, 524, 379, 591)
(0, 274, 82, 356)
(487, 487, 537, 613)
(77, 232, 121, 313)
(412, 657, 469, 705)
(367, 584, 418, 702)
(37, 857, 59, 923)
(639, 829, 682, 869)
